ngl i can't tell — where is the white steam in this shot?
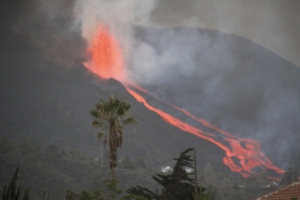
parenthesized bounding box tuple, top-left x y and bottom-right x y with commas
(73, 0, 157, 61)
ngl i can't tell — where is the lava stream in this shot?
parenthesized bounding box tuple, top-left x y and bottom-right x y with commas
(85, 23, 285, 178)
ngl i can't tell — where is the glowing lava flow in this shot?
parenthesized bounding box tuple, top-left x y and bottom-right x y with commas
(127, 86, 284, 178)
(85, 24, 125, 81)
(86, 24, 285, 178)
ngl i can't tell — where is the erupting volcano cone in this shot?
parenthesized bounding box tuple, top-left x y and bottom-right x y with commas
(86, 24, 125, 81)
(85, 23, 284, 179)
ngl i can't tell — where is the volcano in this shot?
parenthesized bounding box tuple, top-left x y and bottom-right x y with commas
(1, 19, 300, 178)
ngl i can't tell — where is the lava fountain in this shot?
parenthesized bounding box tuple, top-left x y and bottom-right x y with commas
(85, 24, 125, 81)
(85, 24, 285, 178)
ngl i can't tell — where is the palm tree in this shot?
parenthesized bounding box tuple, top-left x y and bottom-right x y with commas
(90, 96, 137, 177)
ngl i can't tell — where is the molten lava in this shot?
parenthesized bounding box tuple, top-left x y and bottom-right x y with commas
(86, 24, 125, 81)
(86, 23, 285, 178)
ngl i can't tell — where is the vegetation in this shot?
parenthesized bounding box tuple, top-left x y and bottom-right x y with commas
(1, 167, 29, 200)
(0, 136, 154, 199)
(90, 96, 137, 177)
(0, 134, 297, 199)
(127, 148, 214, 200)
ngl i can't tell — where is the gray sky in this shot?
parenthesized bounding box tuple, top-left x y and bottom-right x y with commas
(148, 0, 300, 67)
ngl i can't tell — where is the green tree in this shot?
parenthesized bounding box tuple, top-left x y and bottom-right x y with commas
(127, 148, 207, 200)
(102, 179, 123, 200)
(90, 96, 137, 177)
(78, 190, 101, 200)
(1, 167, 30, 200)
(65, 178, 146, 200)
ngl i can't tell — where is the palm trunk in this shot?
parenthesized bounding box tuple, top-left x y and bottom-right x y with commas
(109, 125, 117, 178)
(109, 126, 117, 200)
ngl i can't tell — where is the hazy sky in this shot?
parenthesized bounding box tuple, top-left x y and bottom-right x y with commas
(148, 0, 300, 67)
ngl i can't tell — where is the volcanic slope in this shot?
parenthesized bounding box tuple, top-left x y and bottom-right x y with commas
(0, 22, 224, 169)
(130, 25, 300, 170)
(1, 24, 300, 175)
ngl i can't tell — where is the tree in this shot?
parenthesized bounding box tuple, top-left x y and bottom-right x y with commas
(1, 167, 30, 200)
(90, 96, 137, 177)
(127, 148, 208, 200)
(65, 179, 125, 200)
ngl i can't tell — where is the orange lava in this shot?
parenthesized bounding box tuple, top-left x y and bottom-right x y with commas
(86, 24, 125, 81)
(126, 87, 284, 177)
(86, 23, 285, 179)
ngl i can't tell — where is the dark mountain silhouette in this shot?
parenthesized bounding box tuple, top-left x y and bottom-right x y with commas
(1, 13, 300, 175)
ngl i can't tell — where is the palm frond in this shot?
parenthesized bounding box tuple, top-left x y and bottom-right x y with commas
(116, 125, 124, 132)
(90, 110, 99, 118)
(122, 101, 131, 111)
(92, 121, 103, 128)
(117, 107, 126, 115)
(123, 117, 137, 125)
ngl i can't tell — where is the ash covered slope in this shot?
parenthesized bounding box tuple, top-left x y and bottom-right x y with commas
(130, 25, 300, 169)
(0, 11, 224, 167)
(1, 11, 300, 173)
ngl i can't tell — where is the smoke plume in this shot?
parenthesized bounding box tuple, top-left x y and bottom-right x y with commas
(73, 0, 157, 65)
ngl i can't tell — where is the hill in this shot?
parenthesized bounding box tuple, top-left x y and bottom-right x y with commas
(1, 21, 300, 176)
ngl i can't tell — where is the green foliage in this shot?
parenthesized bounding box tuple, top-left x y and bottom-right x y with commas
(90, 96, 137, 173)
(127, 148, 207, 200)
(121, 194, 148, 200)
(65, 178, 123, 200)
(1, 167, 30, 200)
(102, 179, 123, 200)
(66, 190, 78, 200)
(78, 190, 101, 200)
(198, 189, 217, 200)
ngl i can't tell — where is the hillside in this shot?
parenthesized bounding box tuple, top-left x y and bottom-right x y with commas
(1, 21, 300, 178)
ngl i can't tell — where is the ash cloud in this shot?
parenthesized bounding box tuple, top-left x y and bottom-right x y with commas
(73, 0, 157, 62)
